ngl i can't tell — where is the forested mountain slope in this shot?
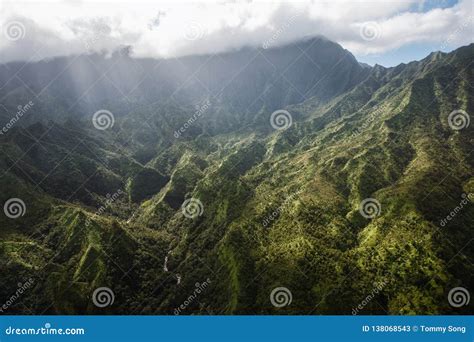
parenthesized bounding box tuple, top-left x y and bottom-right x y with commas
(0, 39, 472, 314)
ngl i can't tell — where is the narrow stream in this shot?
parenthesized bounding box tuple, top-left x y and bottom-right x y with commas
(163, 251, 181, 285)
(163, 251, 170, 272)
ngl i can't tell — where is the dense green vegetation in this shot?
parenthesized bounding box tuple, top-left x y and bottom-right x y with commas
(0, 39, 472, 315)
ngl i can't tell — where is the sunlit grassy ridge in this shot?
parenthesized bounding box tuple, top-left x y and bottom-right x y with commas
(0, 43, 472, 314)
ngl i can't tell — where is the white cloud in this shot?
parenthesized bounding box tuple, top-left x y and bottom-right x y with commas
(0, 0, 472, 63)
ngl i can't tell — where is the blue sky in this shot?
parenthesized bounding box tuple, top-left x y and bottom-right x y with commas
(357, 40, 467, 67)
(417, 0, 459, 11)
(356, 0, 471, 66)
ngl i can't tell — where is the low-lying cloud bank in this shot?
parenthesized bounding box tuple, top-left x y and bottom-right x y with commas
(0, 0, 472, 63)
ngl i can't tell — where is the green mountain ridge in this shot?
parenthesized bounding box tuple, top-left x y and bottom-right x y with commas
(0, 40, 473, 314)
